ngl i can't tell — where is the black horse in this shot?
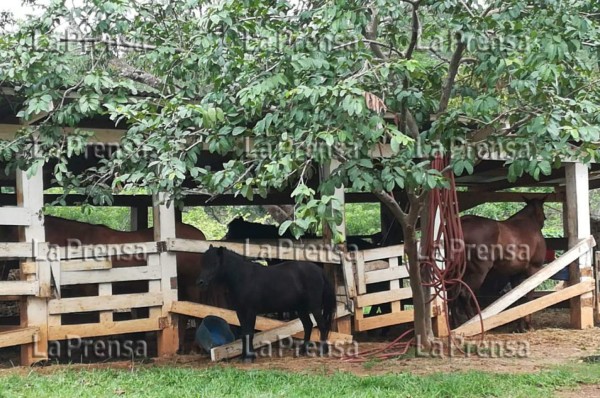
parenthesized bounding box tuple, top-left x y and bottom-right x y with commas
(196, 245, 336, 362)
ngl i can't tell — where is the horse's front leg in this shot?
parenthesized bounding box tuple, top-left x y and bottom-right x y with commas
(298, 311, 314, 356)
(509, 273, 534, 333)
(237, 310, 257, 363)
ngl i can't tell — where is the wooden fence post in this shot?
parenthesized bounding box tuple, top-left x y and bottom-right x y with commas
(565, 162, 595, 329)
(16, 163, 49, 365)
(153, 193, 179, 356)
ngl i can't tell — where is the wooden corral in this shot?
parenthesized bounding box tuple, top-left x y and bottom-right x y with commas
(1, 86, 599, 364)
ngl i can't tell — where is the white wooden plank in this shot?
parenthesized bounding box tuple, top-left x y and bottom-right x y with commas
(48, 292, 163, 314)
(454, 281, 595, 337)
(60, 265, 162, 285)
(60, 259, 112, 271)
(0, 327, 39, 349)
(362, 244, 404, 262)
(98, 283, 112, 323)
(364, 260, 390, 272)
(166, 238, 342, 264)
(16, 160, 49, 365)
(462, 235, 596, 326)
(48, 318, 161, 340)
(355, 251, 366, 295)
(56, 241, 159, 260)
(153, 193, 179, 356)
(355, 287, 413, 308)
(210, 319, 306, 361)
(566, 162, 595, 329)
(355, 310, 416, 331)
(0, 242, 36, 258)
(0, 281, 38, 295)
(388, 257, 401, 313)
(341, 256, 357, 299)
(364, 266, 409, 284)
(0, 207, 32, 226)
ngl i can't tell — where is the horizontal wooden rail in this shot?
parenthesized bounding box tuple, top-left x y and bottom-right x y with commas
(0, 242, 37, 258)
(48, 318, 161, 340)
(166, 239, 342, 264)
(0, 327, 39, 349)
(355, 310, 416, 331)
(454, 281, 595, 337)
(0, 281, 38, 296)
(60, 265, 161, 285)
(49, 292, 163, 314)
(56, 241, 160, 261)
(0, 207, 32, 226)
(362, 245, 404, 262)
(364, 267, 409, 284)
(356, 287, 413, 308)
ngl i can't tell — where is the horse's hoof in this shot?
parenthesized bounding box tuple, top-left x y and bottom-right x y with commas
(241, 357, 256, 364)
(30, 359, 50, 368)
(319, 343, 330, 356)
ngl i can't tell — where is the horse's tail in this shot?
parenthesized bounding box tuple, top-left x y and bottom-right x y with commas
(321, 274, 337, 340)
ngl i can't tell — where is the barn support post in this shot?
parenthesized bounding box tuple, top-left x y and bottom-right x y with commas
(16, 164, 49, 365)
(130, 206, 148, 231)
(565, 162, 595, 329)
(153, 193, 179, 356)
(322, 160, 352, 335)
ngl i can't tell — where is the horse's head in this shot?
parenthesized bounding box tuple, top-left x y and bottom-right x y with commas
(196, 245, 224, 290)
(224, 217, 245, 240)
(523, 196, 547, 228)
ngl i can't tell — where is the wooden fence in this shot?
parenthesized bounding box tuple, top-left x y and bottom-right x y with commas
(453, 236, 596, 337)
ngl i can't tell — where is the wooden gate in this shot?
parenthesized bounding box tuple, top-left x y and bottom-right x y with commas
(453, 236, 596, 336)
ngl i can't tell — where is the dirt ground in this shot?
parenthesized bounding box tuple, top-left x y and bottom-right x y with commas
(1, 308, 599, 385)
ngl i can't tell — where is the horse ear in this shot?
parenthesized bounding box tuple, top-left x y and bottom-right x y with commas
(541, 194, 550, 203)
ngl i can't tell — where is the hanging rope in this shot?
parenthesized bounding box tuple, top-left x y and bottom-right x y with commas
(342, 154, 483, 364)
(420, 154, 483, 340)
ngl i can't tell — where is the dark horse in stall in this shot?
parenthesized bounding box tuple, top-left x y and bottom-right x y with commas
(225, 217, 294, 240)
(196, 245, 336, 362)
(451, 198, 547, 330)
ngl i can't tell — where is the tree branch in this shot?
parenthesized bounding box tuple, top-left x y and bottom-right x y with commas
(364, 7, 388, 61)
(108, 58, 164, 89)
(438, 40, 466, 113)
(405, 2, 421, 60)
(373, 190, 408, 227)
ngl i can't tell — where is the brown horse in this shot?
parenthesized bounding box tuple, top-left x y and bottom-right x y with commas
(452, 198, 547, 330)
(0, 215, 228, 352)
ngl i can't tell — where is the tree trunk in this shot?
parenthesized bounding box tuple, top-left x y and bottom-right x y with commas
(373, 189, 433, 350)
(405, 229, 434, 350)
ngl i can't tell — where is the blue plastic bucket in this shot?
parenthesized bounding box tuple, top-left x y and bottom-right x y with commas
(195, 316, 235, 352)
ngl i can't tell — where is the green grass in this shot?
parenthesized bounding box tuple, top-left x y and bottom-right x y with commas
(0, 363, 598, 398)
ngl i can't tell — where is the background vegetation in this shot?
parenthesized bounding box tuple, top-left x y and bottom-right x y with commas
(43, 190, 600, 241)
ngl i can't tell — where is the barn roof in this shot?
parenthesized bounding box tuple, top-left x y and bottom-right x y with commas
(1, 84, 600, 205)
